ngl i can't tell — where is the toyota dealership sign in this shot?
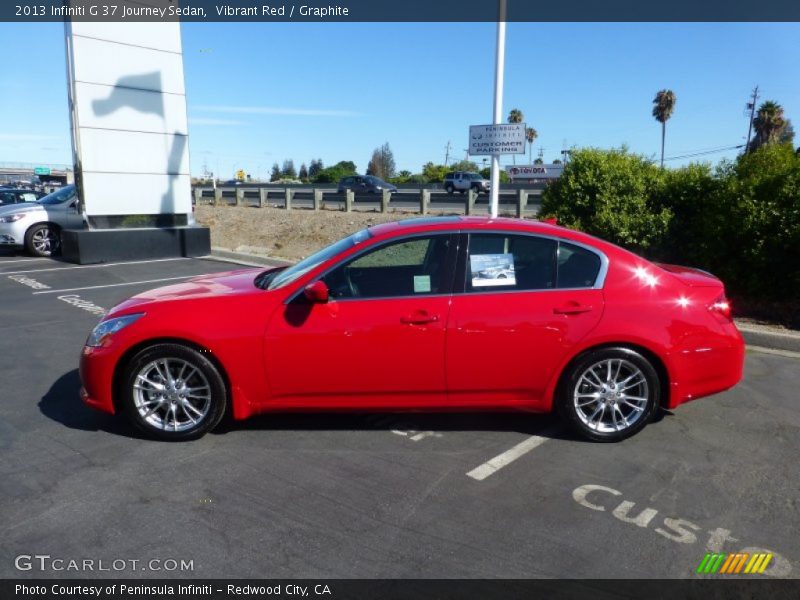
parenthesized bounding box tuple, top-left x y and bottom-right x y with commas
(505, 164, 565, 181)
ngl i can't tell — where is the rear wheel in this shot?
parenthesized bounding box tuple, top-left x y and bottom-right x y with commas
(120, 343, 227, 441)
(445, 184, 454, 195)
(557, 347, 660, 442)
(25, 223, 60, 257)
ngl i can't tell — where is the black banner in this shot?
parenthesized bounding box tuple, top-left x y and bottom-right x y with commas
(3, 0, 800, 22)
(4, 579, 800, 600)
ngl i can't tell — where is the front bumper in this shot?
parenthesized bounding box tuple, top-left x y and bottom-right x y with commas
(79, 344, 118, 415)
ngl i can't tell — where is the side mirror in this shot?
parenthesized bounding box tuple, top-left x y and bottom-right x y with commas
(303, 280, 329, 304)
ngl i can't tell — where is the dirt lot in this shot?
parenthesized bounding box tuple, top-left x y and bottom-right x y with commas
(195, 204, 410, 261)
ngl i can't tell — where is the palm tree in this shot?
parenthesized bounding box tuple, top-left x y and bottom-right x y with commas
(507, 109, 524, 164)
(752, 101, 787, 150)
(525, 127, 538, 164)
(652, 90, 676, 167)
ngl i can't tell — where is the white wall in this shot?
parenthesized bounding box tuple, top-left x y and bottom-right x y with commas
(65, 18, 191, 219)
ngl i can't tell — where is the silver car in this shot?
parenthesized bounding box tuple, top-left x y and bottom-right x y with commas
(0, 185, 83, 257)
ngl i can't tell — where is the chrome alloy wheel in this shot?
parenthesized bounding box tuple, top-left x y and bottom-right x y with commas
(573, 358, 650, 433)
(32, 227, 59, 254)
(133, 358, 211, 432)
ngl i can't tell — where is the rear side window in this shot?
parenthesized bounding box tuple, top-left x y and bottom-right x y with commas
(556, 242, 601, 288)
(466, 234, 557, 292)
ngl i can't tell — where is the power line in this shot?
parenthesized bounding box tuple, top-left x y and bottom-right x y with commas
(662, 144, 744, 162)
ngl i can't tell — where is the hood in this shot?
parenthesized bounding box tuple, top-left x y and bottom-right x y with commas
(656, 263, 722, 288)
(109, 268, 265, 313)
(0, 202, 43, 216)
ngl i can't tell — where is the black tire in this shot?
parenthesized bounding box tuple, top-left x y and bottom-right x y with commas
(445, 184, 454, 195)
(556, 347, 660, 442)
(25, 223, 61, 257)
(471, 185, 482, 195)
(120, 343, 227, 441)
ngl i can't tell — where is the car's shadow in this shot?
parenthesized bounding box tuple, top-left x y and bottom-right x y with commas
(38, 369, 135, 438)
(40, 369, 672, 443)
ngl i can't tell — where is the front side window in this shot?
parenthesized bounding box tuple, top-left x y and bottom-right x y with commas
(466, 234, 557, 292)
(322, 234, 452, 299)
(268, 229, 371, 290)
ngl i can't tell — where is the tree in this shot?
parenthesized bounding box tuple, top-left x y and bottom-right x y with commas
(308, 159, 324, 179)
(421, 162, 449, 183)
(507, 108, 524, 165)
(553, 159, 562, 164)
(525, 127, 538, 164)
(751, 101, 790, 151)
(298, 163, 309, 180)
(534, 157, 544, 164)
(652, 89, 677, 168)
(281, 159, 297, 179)
(366, 143, 397, 180)
(540, 147, 671, 252)
(314, 160, 357, 183)
(270, 163, 281, 182)
(450, 159, 480, 172)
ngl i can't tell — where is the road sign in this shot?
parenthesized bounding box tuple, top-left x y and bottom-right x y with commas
(33, 167, 51, 176)
(506, 164, 565, 180)
(469, 123, 526, 156)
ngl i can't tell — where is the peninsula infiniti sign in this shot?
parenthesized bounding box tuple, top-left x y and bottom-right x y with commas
(469, 123, 526, 156)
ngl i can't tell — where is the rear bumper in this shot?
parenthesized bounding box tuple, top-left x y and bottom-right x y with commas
(667, 323, 745, 409)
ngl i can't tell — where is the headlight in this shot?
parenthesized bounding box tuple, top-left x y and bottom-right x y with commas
(86, 313, 144, 347)
(0, 214, 26, 223)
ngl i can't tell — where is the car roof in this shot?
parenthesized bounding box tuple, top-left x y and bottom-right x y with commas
(367, 216, 617, 251)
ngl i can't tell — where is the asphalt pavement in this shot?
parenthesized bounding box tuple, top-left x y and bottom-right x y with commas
(0, 251, 797, 579)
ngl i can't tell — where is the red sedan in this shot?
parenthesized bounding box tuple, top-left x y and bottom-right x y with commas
(80, 216, 744, 442)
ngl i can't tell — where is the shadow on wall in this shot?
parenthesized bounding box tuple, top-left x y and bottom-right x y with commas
(91, 70, 187, 219)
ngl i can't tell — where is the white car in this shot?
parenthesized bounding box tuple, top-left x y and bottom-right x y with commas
(0, 185, 83, 257)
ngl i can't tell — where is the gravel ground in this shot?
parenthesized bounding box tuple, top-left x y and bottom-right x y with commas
(196, 204, 411, 261)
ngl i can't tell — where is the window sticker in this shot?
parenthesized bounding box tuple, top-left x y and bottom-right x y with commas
(413, 275, 432, 293)
(470, 253, 516, 287)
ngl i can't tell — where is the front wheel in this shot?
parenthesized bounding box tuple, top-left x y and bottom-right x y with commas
(557, 347, 660, 442)
(25, 223, 60, 257)
(120, 343, 227, 441)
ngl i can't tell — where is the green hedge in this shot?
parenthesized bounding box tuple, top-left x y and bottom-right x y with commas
(541, 144, 800, 303)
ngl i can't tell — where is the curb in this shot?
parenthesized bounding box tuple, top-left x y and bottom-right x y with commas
(736, 325, 800, 354)
(208, 247, 292, 268)
(209, 248, 800, 354)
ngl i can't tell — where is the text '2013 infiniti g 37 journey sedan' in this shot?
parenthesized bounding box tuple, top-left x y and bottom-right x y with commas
(80, 217, 744, 442)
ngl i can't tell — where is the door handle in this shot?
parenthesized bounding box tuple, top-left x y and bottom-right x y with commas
(553, 303, 593, 315)
(401, 311, 439, 325)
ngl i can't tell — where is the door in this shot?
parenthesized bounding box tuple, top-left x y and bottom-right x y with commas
(264, 233, 457, 408)
(446, 233, 605, 407)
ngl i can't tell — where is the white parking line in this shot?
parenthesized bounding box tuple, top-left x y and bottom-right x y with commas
(466, 432, 554, 481)
(0, 257, 51, 264)
(0, 257, 190, 276)
(32, 273, 218, 295)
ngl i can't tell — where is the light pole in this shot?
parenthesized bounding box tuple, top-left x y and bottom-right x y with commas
(489, 0, 507, 219)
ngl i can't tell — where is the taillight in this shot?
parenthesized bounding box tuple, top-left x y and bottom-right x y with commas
(708, 293, 732, 320)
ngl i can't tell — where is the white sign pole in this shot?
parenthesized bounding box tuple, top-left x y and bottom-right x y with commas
(490, 0, 507, 219)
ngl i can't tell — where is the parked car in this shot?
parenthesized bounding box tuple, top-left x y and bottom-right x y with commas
(444, 171, 490, 195)
(0, 188, 45, 206)
(0, 184, 82, 257)
(80, 216, 744, 442)
(337, 175, 397, 194)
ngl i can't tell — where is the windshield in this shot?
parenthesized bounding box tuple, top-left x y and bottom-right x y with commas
(38, 185, 77, 205)
(267, 229, 372, 290)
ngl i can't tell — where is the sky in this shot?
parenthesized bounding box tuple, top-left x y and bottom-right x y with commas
(1, 21, 798, 179)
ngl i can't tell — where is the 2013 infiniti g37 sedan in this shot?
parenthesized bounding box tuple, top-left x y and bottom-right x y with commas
(79, 216, 744, 442)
